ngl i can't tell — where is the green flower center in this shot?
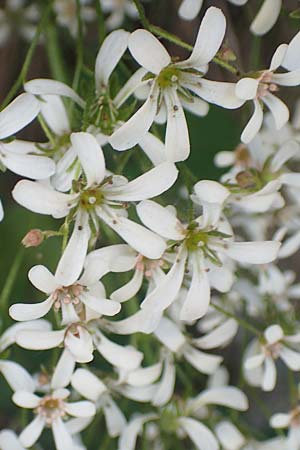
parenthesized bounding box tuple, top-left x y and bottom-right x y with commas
(79, 189, 104, 211)
(157, 66, 180, 89)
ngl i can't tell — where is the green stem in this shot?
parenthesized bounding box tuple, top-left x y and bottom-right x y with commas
(211, 301, 261, 336)
(69, 0, 84, 120)
(95, 0, 106, 44)
(0, 247, 25, 314)
(45, 21, 69, 83)
(1, 2, 53, 109)
(132, 0, 151, 30)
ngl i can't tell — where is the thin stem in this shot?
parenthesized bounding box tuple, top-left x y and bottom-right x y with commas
(95, 0, 106, 44)
(45, 21, 69, 83)
(1, 2, 53, 109)
(0, 247, 25, 315)
(211, 301, 261, 336)
(69, 0, 84, 120)
(132, 0, 151, 30)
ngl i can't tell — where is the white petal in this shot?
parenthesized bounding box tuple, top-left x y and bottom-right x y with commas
(118, 415, 151, 450)
(262, 93, 289, 130)
(215, 421, 246, 450)
(181, 6, 226, 67)
(65, 401, 96, 418)
(250, 0, 282, 36)
(179, 94, 209, 117)
(52, 417, 75, 450)
(95, 29, 129, 89)
(179, 0, 203, 20)
(141, 246, 187, 312)
(55, 210, 90, 285)
(9, 296, 54, 322)
(193, 319, 238, 349)
(152, 357, 175, 406)
(114, 67, 148, 108)
(81, 292, 121, 316)
(0, 146, 55, 180)
(138, 131, 167, 165)
(272, 70, 300, 87)
(12, 180, 74, 217)
(0, 320, 51, 352)
(280, 347, 300, 371)
(183, 345, 222, 374)
(0, 430, 25, 450)
(264, 325, 283, 344)
(51, 349, 76, 389)
(269, 44, 288, 71)
(191, 386, 248, 410)
(164, 88, 190, 162)
(71, 368, 107, 401)
(137, 200, 185, 240)
(97, 332, 143, 370)
(225, 241, 280, 264)
(25, 79, 85, 108)
(270, 140, 300, 172)
(280, 173, 300, 188)
(107, 308, 163, 335)
(244, 353, 265, 370)
(270, 413, 291, 429)
(12, 391, 40, 408)
(65, 327, 94, 363)
(154, 317, 186, 352)
(0, 360, 35, 392)
(262, 357, 277, 391)
(28, 265, 58, 294)
(190, 79, 244, 109)
(127, 362, 162, 387)
(0, 93, 40, 139)
(16, 329, 65, 350)
(282, 30, 300, 71)
(179, 417, 219, 450)
(109, 84, 159, 150)
(19, 416, 45, 448)
(278, 230, 300, 258)
(180, 256, 210, 321)
(241, 99, 263, 143)
(40, 94, 70, 135)
(71, 132, 105, 186)
(103, 398, 126, 438)
(129, 29, 170, 74)
(111, 269, 143, 302)
(100, 210, 166, 259)
(106, 162, 178, 201)
(235, 78, 259, 100)
(118, 384, 157, 402)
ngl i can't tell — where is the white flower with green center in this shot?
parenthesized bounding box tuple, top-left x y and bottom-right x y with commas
(244, 324, 300, 392)
(235, 41, 300, 143)
(12, 380, 95, 450)
(178, 0, 281, 36)
(109, 7, 244, 162)
(12, 131, 177, 285)
(136, 180, 280, 321)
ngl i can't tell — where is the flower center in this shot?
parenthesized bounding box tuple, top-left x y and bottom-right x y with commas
(36, 395, 66, 425)
(263, 342, 282, 359)
(52, 283, 84, 312)
(157, 66, 180, 89)
(80, 188, 104, 210)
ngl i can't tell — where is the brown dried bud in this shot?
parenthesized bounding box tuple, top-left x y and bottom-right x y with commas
(22, 229, 44, 248)
(236, 170, 256, 189)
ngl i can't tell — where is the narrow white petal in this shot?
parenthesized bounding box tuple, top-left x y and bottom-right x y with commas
(280, 173, 300, 188)
(272, 70, 300, 87)
(81, 292, 121, 316)
(16, 329, 65, 350)
(280, 347, 300, 371)
(71, 132, 105, 186)
(269, 44, 288, 71)
(29, 265, 58, 294)
(138, 131, 167, 165)
(71, 368, 107, 401)
(179, 417, 219, 450)
(179, 94, 209, 117)
(95, 29, 129, 89)
(179, 0, 203, 20)
(127, 362, 162, 387)
(100, 210, 166, 259)
(215, 421, 246, 450)
(103, 398, 126, 438)
(262, 93, 289, 130)
(193, 319, 238, 349)
(164, 88, 190, 162)
(114, 67, 147, 108)
(129, 29, 170, 74)
(118, 384, 157, 402)
(225, 241, 280, 264)
(40, 94, 70, 135)
(244, 353, 265, 370)
(282, 30, 300, 71)
(65, 327, 94, 363)
(270, 140, 299, 172)
(270, 413, 291, 429)
(52, 417, 75, 450)
(111, 269, 143, 302)
(65, 401, 96, 418)
(154, 317, 186, 352)
(12, 180, 74, 217)
(262, 357, 277, 391)
(0, 93, 40, 139)
(107, 308, 163, 335)
(19, 416, 45, 448)
(152, 357, 175, 406)
(51, 349, 76, 389)
(183, 345, 222, 374)
(141, 246, 187, 312)
(241, 99, 263, 143)
(264, 325, 283, 344)
(109, 84, 159, 150)
(235, 78, 259, 100)
(55, 210, 90, 285)
(97, 332, 143, 370)
(190, 79, 244, 109)
(181, 6, 226, 67)
(118, 415, 151, 450)
(9, 297, 54, 322)
(0, 360, 35, 392)
(12, 391, 40, 408)
(0, 430, 25, 450)
(0, 320, 51, 352)
(278, 230, 300, 258)
(137, 200, 185, 240)
(250, 0, 282, 36)
(191, 386, 248, 410)
(25, 79, 85, 108)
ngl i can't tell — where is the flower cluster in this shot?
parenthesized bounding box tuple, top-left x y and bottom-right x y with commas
(1, 1, 300, 449)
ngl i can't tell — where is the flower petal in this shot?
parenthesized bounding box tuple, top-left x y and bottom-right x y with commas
(71, 368, 107, 401)
(52, 417, 75, 450)
(179, 417, 219, 450)
(65, 401, 96, 418)
(110, 269, 143, 302)
(51, 349, 76, 390)
(250, 0, 282, 36)
(19, 416, 45, 448)
(183, 345, 223, 374)
(262, 93, 289, 130)
(9, 296, 54, 322)
(71, 132, 105, 186)
(25, 79, 85, 108)
(193, 318, 238, 349)
(81, 292, 121, 316)
(29, 265, 58, 294)
(12, 391, 40, 408)
(0, 93, 40, 139)
(191, 79, 244, 109)
(96, 332, 143, 370)
(282, 30, 300, 71)
(16, 329, 65, 350)
(129, 29, 170, 74)
(191, 386, 248, 410)
(179, 0, 203, 20)
(235, 78, 259, 100)
(0, 430, 25, 450)
(225, 241, 280, 264)
(0, 360, 35, 392)
(241, 99, 263, 143)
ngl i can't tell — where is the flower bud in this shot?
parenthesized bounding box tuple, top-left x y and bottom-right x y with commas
(22, 229, 44, 248)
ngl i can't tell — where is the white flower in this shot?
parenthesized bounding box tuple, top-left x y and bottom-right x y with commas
(178, 0, 281, 36)
(236, 44, 300, 143)
(54, 0, 96, 36)
(12, 131, 177, 284)
(100, 0, 139, 30)
(9, 256, 121, 325)
(270, 404, 300, 450)
(136, 180, 280, 321)
(244, 324, 300, 391)
(110, 7, 243, 162)
(12, 379, 95, 450)
(0, 430, 25, 450)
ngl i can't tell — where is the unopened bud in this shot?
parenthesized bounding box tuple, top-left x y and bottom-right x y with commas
(22, 229, 44, 248)
(236, 170, 256, 189)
